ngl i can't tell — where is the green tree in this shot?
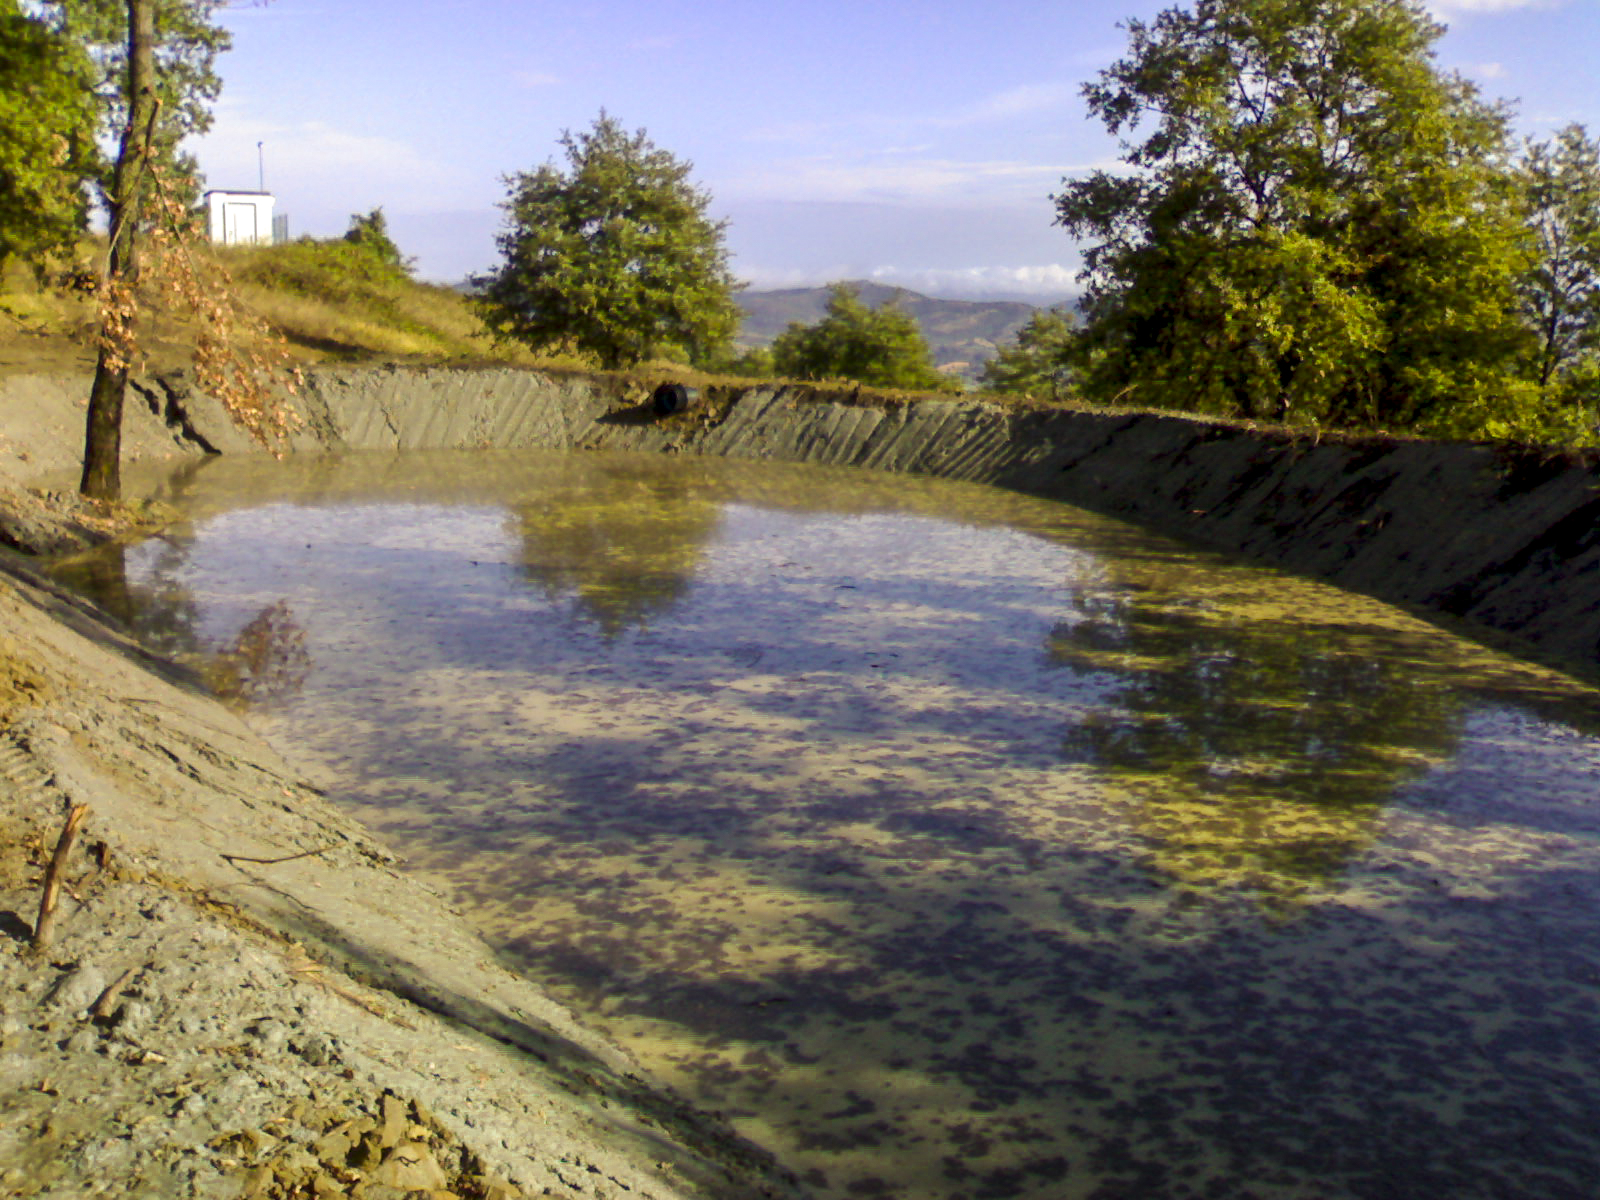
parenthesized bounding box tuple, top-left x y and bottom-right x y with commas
(770, 282, 957, 392)
(0, 1, 99, 265)
(1519, 124, 1600, 412)
(477, 113, 739, 370)
(79, 0, 298, 501)
(80, 0, 159, 501)
(701, 344, 775, 378)
(979, 305, 1076, 399)
(343, 207, 412, 276)
(1055, 0, 1532, 436)
(30, 0, 228, 195)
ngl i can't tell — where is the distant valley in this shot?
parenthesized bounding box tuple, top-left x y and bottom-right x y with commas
(735, 282, 1067, 383)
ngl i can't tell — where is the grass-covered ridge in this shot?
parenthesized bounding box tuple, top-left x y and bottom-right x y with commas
(220, 238, 544, 365)
(0, 236, 1021, 404)
(0, 234, 566, 380)
(3, 235, 1591, 454)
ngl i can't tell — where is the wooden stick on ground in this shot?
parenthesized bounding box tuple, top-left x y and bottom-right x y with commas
(90, 964, 140, 1022)
(32, 803, 90, 952)
(221, 843, 338, 867)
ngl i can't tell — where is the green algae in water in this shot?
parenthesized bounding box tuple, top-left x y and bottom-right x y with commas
(54, 449, 1600, 1200)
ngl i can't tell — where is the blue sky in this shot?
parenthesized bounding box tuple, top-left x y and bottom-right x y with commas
(193, 0, 1600, 297)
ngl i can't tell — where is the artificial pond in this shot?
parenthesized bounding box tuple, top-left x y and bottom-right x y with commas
(54, 449, 1600, 1200)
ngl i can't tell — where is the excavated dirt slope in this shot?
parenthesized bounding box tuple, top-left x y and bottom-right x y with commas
(0, 374, 807, 1199)
(279, 366, 1600, 675)
(4, 364, 1596, 669)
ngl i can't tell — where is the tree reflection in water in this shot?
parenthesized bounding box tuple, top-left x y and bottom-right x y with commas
(202, 599, 312, 706)
(51, 539, 311, 709)
(513, 462, 725, 637)
(53, 537, 203, 658)
(1048, 577, 1466, 910)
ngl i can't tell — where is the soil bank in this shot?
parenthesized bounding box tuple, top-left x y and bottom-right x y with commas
(9, 366, 1593, 675)
(176, 366, 1600, 676)
(0, 371, 809, 1198)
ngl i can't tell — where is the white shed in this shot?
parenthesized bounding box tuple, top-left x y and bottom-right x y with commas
(204, 190, 276, 246)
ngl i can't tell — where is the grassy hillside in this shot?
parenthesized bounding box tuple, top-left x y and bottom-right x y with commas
(223, 240, 546, 364)
(0, 239, 557, 381)
(0, 249, 1052, 398)
(736, 281, 1045, 380)
(0, 256, 102, 377)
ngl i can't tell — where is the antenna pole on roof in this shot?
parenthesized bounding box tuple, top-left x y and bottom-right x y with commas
(257, 142, 265, 192)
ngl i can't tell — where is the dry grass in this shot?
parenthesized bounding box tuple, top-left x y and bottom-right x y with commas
(0, 244, 1000, 396)
(0, 239, 578, 377)
(213, 240, 546, 366)
(0, 257, 103, 376)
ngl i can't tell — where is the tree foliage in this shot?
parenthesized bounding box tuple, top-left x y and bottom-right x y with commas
(78, 0, 298, 501)
(980, 306, 1077, 398)
(0, 0, 228, 268)
(1055, 0, 1532, 436)
(0, 0, 99, 264)
(1520, 124, 1600, 410)
(770, 283, 956, 392)
(343, 207, 412, 276)
(30, 0, 227, 178)
(476, 113, 739, 370)
(700, 344, 775, 379)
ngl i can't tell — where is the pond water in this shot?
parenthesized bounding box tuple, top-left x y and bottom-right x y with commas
(54, 449, 1600, 1200)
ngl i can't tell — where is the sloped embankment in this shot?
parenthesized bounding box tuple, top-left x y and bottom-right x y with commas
(0, 373, 810, 1198)
(265, 366, 1598, 675)
(6, 365, 1592, 670)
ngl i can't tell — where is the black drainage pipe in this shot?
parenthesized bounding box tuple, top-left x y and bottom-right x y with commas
(652, 382, 701, 415)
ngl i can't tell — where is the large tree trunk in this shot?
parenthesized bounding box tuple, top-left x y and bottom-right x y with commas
(80, 0, 157, 501)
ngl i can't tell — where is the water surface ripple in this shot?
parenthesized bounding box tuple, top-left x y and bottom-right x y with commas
(57, 450, 1600, 1200)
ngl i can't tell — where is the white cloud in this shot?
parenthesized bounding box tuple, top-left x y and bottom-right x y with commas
(735, 264, 857, 290)
(866, 264, 1081, 298)
(746, 80, 1078, 146)
(743, 119, 839, 144)
(626, 33, 681, 51)
(958, 82, 1078, 124)
(512, 70, 561, 88)
(1467, 60, 1509, 78)
(724, 155, 1069, 205)
(193, 115, 478, 223)
(1427, 0, 1561, 13)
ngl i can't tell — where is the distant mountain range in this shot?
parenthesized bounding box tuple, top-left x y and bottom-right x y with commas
(735, 282, 1064, 383)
